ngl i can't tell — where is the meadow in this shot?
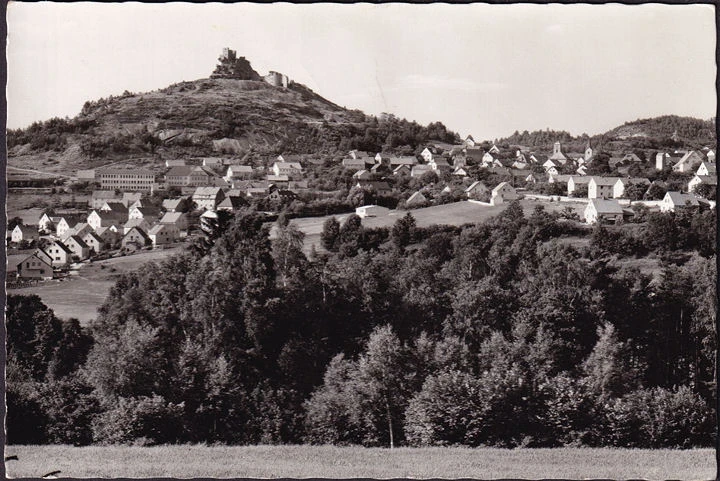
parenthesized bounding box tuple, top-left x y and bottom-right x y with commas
(4, 445, 715, 479)
(285, 198, 587, 253)
(6, 247, 181, 324)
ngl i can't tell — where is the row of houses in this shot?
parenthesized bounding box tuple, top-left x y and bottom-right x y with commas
(584, 191, 711, 224)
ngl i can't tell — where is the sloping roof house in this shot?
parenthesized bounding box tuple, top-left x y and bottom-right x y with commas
(660, 191, 701, 212)
(584, 199, 624, 224)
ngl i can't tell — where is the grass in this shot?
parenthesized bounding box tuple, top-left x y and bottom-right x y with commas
(4, 445, 715, 479)
(6, 247, 181, 324)
(288, 198, 587, 253)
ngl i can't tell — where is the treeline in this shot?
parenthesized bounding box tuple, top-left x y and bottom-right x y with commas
(6, 204, 716, 447)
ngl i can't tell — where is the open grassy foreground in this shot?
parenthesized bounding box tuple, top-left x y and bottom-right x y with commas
(4, 445, 715, 479)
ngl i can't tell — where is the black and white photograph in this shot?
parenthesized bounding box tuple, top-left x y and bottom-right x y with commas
(4, 2, 717, 478)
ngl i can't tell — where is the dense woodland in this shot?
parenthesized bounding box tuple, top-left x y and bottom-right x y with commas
(7, 202, 716, 448)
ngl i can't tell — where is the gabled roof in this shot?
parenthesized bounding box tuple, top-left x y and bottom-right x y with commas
(227, 164, 253, 174)
(132, 206, 161, 216)
(356, 180, 391, 191)
(124, 218, 149, 229)
(590, 176, 621, 186)
(699, 162, 717, 175)
(102, 201, 129, 213)
(98, 168, 154, 176)
(389, 156, 418, 166)
(406, 191, 427, 204)
(693, 175, 718, 186)
(217, 196, 248, 210)
(665, 191, 700, 207)
(160, 211, 185, 224)
(193, 186, 223, 197)
(50, 240, 73, 254)
(569, 175, 592, 185)
(267, 174, 290, 182)
(123, 226, 151, 241)
(274, 161, 303, 170)
(148, 224, 173, 236)
(589, 198, 624, 214)
(162, 198, 184, 210)
(83, 231, 104, 244)
(13, 225, 37, 237)
(66, 235, 90, 249)
(465, 180, 488, 193)
(492, 181, 514, 195)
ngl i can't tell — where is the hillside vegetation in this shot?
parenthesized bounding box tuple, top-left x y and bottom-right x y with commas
(7, 77, 459, 174)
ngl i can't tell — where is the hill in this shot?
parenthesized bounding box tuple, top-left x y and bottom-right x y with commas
(497, 115, 716, 154)
(7, 54, 460, 175)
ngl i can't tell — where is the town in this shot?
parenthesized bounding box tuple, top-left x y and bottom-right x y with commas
(6, 132, 717, 284)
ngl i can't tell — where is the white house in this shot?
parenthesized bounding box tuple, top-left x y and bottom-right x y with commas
(224, 165, 253, 182)
(660, 191, 700, 212)
(355, 205, 390, 218)
(465, 181, 490, 201)
(148, 224, 180, 246)
(588, 177, 621, 199)
(405, 191, 428, 208)
(10, 225, 37, 243)
(490, 182, 518, 205)
(420, 147, 434, 163)
(45, 241, 73, 266)
(696, 161, 716, 176)
(687, 175, 718, 194)
(584, 199, 624, 224)
(567, 176, 592, 195)
(411, 165, 434, 178)
(272, 161, 303, 178)
(612, 177, 651, 199)
(672, 151, 705, 173)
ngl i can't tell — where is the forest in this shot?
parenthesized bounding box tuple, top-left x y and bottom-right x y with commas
(6, 203, 716, 448)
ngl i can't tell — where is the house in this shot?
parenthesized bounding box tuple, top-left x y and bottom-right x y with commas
(576, 165, 588, 176)
(490, 182, 519, 205)
(584, 199, 625, 224)
(82, 231, 106, 254)
(87, 210, 125, 232)
(90, 190, 121, 210)
(272, 161, 303, 178)
(148, 224, 180, 246)
(9, 252, 54, 280)
(224, 165, 253, 182)
(512, 160, 528, 170)
(288, 180, 309, 192)
(660, 191, 700, 212)
(100, 200, 130, 216)
(420, 147, 434, 163)
(342, 158, 368, 170)
(549, 142, 568, 164)
(166, 165, 217, 187)
(122, 192, 143, 208)
(429, 157, 452, 171)
(707, 150, 716, 162)
(64, 235, 91, 260)
(613, 177, 651, 199)
(165, 159, 187, 168)
(488, 144, 500, 154)
(121, 226, 151, 250)
(67, 222, 93, 240)
(411, 164, 434, 178)
(672, 151, 705, 173)
(123, 218, 152, 235)
(56, 215, 85, 239)
(453, 167, 468, 177)
(162, 197, 186, 213)
(482, 152, 497, 166)
(370, 163, 390, 175)
(193, 186, 225, 211)
(389, 156, 418, 167)
(159, 211, 190, 231)
(393, 165, 412, 176)
(128, 206, 162, 224)
(349, 150, 369, 160)
(465, 181, 490, 200)
(356, 205, 390, 218)
(696, 161, 716, 176)
(588, 177, 621, 199)
(10, 225, 37, 243)
(267, 188, 297, 202)
(464, 135, 476, 147)
(548, 174, 572, 184)
(216, 196, 248, 212)
(45, 241, 73, 266)
(542, 159, 558, 172)
(38, 213, 61, 233)
(567, 176, 592, 195)
(405, 191, 428, 208)
(583, 142, 594, 162)
(621, 153, 644, 163)
(95, 226, 122, 245)
(687, 175, 718, 194)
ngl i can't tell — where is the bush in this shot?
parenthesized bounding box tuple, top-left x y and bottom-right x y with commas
(91, 395, 184, 445)
(604, 386, 713, 448)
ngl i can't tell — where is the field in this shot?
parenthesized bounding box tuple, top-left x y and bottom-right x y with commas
(287, 198, 587, 253)
(4, 445, 715, 479)
(6, 247, 181, 324)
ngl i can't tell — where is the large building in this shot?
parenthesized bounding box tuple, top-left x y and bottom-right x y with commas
(97, 168, 155, 192)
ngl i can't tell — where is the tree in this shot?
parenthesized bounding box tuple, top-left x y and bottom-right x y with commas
(390, 212, 417, 250)
(320, 217, 340, 252)
(582, 323, 642, 400)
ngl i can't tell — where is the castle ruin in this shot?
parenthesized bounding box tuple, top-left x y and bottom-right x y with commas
(211, 48, 290, 88)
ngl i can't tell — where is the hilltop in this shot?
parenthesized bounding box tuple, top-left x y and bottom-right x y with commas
(7, 51, 459, 175)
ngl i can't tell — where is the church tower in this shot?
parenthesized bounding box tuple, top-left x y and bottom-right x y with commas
(584, 140, 593, 161)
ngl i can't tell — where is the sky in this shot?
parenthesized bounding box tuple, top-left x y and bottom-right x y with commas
(6, 2, 717, 141)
